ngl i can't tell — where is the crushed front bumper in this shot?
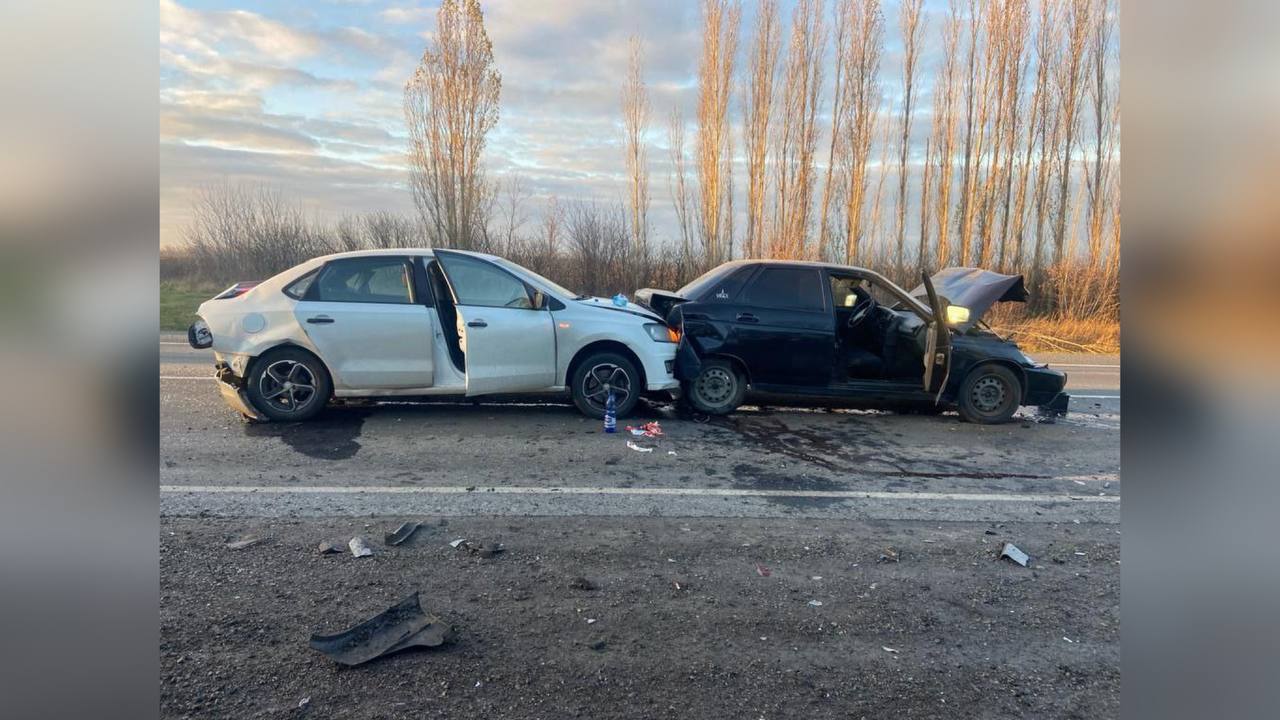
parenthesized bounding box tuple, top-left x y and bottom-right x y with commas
(1025, 365, 1070, 415)
(215, 364, 265, 422)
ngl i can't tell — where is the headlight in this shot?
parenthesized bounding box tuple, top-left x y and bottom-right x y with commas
(643, 323, 678, 343)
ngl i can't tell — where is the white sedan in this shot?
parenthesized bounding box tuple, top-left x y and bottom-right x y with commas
(187, 249, 680, 421)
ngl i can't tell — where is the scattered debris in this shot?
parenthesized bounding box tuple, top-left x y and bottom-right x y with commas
(983, 529, 997, 536)
(297, 697, 310, 709)
(755, 564, 772, 577)
(811, 576, 823, 580)
(586, 618, 597, 624)
(624, 421, 664, 438)
(450, 538, 505, 558)
(384, 521, 421, 546)
(882, 646, 899, 654)
(225, 536, 265, 551)
(317, 540, 344, 555)
(1073, 551, 1087, 556)
(673, 581, 682, 591)
(569, 577, 598, 591)
(807, 600, 823, 607)
(309, 592, 449, 666)
(349, 536, 374, 558)
(667, 450, 678, 456)
(1000, 542, 1031, 567)
(626, 440, 654, 453)
(590, 640, 607, 651)
(1063, 636, 1075, 643)
(877, 547, 900, 564)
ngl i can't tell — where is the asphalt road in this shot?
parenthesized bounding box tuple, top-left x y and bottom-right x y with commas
(159, 335, 1120, 719)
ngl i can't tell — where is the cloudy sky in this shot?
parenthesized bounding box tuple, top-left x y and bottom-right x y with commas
(160, 0, 729, 246)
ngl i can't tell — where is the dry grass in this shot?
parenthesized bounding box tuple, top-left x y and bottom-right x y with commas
(987, 305, 1119, 354)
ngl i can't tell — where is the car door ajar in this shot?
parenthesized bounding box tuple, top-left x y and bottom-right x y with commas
(919, 271, 952, 400)
(434, 251, 556, 395)
(294, 256, 436, 389)
(731, 267, 834, 387)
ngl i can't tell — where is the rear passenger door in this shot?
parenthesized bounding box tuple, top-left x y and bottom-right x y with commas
(732, 267, 833, 387)
(294, 256, 436, 389)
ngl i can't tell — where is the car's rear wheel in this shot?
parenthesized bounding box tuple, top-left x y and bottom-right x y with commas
(957, 364, 1022, 424)
(571, 352, 641, 419)
(684, 359, 746, 415)
(246, 347, 332, 422)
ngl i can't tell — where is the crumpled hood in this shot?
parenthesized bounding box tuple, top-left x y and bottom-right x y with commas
(910, 267, 1028, 330)
(576, 296, 665, 323)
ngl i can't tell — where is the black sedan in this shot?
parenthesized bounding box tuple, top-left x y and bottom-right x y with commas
(635, 261, 1069, 424)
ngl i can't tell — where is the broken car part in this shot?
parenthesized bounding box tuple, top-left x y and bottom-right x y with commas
(349, 536, 374, 558)
(309, 592, 450, 666)
(384, 521, 421, 546)
(1000, 542, 1031, 567)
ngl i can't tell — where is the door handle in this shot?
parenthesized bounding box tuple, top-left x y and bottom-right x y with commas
(736, 312, 759, 323)
(306, 316, 335, 324)
(467, 319, 488, 328)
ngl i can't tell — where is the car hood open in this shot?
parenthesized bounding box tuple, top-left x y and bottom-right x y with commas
(910, 267, 1028, 330)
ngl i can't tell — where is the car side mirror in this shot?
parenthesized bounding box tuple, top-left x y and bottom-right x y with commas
(945, 305, 971, 325)
(532, 289, 546, 310)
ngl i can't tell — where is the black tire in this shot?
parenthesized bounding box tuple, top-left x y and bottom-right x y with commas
(570, 351, 642, 419)
(683, 358, 746, 416)
(246, 347, 332, 422)
(957, 363, 1022, 424)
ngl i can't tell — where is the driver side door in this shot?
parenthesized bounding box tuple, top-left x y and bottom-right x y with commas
(434, 250, 556, 395)
(919, 271, 952, 399)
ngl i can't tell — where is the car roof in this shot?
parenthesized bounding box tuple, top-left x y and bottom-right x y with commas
(727, 258, 877, 273)
(313, 247, 499, 262)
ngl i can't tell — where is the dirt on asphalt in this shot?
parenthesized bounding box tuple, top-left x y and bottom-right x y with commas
(161, 515, 1119, 719)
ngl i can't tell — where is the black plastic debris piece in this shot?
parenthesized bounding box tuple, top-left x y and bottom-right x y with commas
(1000, 542, 1031, 567)
(309, 592, 450, 666)
(385, 521, 422, 546)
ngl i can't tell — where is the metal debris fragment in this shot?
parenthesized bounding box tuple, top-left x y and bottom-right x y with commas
(1000, 542, 1031, 567)
(349, 536, 374, 558)
(385, 521, 421, 546)
(309, 592, 449, 666)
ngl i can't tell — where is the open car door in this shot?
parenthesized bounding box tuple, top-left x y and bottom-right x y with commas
(919, 271, 952, 401)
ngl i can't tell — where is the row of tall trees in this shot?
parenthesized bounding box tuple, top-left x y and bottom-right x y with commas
(394, 0, 1119, 315)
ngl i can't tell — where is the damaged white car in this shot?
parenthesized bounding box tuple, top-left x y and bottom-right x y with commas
(188, 249, 680, 421)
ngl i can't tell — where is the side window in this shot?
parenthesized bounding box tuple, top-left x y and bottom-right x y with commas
(310, 257, 414, 304)
(741, 267, 825, 312)
(697, 266, 755, 302)
(437, 253, 533, 309)
(283, 269, 318, 300)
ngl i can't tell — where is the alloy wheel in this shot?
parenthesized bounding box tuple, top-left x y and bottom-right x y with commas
(581, 363, 632, 413)
(257, 359, 318, 415)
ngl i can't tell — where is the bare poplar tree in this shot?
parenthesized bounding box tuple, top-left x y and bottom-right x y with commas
(817, 0, 850, 261)
(917, 134, 933, 268)
(1010, 0, 1059, 274)
(1029, 0, 1063, 288)
(771, 0, 826, 259)
(695, 0, 742, 266)
(1084, 0, 1115, 267)
(404, 0, 501, 250)
(992, 0, 1030, 270)
(621, 36, 651, 263)
(1051, 0, 1093, 265)
(928, 0, 962, 268)
(955, 0, 991, 265)
(667, 107, 694, 262)
(742, 0, 781, 259)
(837, 0, 883, 265)
(893, 0, 924, 274)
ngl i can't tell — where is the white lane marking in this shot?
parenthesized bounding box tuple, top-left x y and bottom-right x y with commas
(160, 484, 1119, 503)
(1072, 394, 1120, 399)
(160, 341, 197, 346)
(1053, 364, 1120, 369)
(161, 376, 215, 380)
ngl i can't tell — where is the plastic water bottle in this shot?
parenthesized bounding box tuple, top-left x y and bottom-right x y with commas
(611, 293, 628, 307)
(604, 388, 617, 433)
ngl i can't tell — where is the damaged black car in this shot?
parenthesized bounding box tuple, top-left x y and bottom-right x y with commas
(636, 262, 1069, 424)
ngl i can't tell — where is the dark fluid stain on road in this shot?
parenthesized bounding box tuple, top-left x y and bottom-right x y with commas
(730, 463, 849, 508)
(719, 415, 901, 473)
(245, 408, 368, 460)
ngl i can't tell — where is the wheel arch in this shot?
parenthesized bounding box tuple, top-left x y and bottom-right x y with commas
(956, 358, 1027, 401)
(565, 340, 648, 390)
(246, 341, 335, 394)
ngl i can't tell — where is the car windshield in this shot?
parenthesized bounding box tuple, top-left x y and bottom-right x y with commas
(677, 262, 747, 299)
(490, 257, 582, 299)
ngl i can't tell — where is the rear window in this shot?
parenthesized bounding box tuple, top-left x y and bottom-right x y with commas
(283, 269, 317, 299)
(677, 263, 753, 300)
(309, 257, 414, 304)
(741, 267, 825, 311)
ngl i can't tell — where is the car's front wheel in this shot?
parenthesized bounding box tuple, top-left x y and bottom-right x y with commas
(570, 352, 641, 419)
(246, 347, 332, 422)
(684, 359, 746, 415)
(957, 363, 1022, 424)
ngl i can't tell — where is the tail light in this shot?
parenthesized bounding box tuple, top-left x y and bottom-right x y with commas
(214, 281, 261, 300)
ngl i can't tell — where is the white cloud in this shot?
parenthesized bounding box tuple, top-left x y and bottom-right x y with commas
(380, 5, 434, 25)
